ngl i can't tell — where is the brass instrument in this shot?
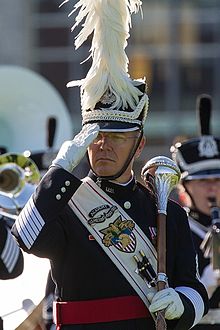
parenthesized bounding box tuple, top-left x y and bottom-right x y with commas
(0, 152, 40, 217)
(200, 197, 220, 273)
(0, 153, 49, 330)
(0, 65, 73, 154)
(200, 197, 220, 313)
(209, 198, 220, 272)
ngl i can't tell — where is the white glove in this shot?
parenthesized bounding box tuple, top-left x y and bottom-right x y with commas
(52, 123, 99, 172)
(148, 288, 184, 320)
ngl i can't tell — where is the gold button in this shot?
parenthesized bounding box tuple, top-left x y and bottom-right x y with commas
(56, 194, 61, 200)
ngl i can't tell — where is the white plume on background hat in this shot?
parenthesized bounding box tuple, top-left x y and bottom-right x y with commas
(61, 0, 149, 130)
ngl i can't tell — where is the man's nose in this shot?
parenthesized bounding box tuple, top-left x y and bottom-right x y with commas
(96, 134, 111, 148)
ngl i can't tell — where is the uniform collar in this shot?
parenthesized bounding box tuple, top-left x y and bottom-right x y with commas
(189, 208, 211, 227)
(87, 170, 137, 196)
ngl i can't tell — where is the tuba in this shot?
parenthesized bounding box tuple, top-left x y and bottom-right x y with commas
(0, 65, 73, 216)
(0, 152, 40, 218)
(0, 65, 73, 154)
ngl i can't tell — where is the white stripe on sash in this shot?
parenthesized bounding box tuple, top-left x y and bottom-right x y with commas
(69, 177, 157, 312)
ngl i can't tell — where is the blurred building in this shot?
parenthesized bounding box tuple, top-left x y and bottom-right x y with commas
(0, 0, 220, 173)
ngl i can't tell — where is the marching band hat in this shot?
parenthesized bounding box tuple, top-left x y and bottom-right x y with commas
(62, 0, 149, 132)
(82, 79, 148, 132)
(171, 94, 220, 180)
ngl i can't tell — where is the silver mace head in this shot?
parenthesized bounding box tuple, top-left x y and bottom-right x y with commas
(141, 156, 181, 215)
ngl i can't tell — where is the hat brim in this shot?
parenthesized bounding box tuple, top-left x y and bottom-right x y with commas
(97, 121, 141, 132)
(184, 169, 220, 180)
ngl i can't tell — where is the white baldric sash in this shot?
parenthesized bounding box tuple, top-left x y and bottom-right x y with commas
(68, 177, 157, 310)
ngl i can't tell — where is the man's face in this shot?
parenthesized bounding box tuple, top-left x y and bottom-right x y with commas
(87, 130, 143, 182)
(185, 178, 220, 215)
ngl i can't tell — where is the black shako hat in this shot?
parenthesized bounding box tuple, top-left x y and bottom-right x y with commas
(63, 0, 149, 132)
(171, 94, 220, 180)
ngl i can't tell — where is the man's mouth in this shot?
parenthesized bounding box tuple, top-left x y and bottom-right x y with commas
(96, 157, 114, 162)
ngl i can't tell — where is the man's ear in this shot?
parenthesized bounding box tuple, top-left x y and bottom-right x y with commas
(135, 136, 146, 159)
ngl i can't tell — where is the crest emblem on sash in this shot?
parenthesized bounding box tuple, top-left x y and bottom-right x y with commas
(100, 217, 136, 253)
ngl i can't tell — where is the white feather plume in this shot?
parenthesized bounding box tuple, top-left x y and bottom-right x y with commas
(63, 0, 144, 111)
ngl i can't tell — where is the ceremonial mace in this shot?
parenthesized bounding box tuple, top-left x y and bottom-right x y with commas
(141, 156, 181, 330)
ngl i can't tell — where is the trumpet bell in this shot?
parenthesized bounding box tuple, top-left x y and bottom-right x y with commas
(0, 163, 24, 193)
(0, 153, 40, 211)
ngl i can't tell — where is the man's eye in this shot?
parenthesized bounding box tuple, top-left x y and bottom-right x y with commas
(112, 136, 125, 142)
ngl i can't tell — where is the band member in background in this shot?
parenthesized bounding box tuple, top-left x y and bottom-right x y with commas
(0, 193, 24, 330)
(0, 218, 23, 279)
(171, 94, 220, 328)
(12, 1, 208, 329)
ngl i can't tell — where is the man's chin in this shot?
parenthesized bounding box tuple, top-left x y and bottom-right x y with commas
(94, 166, 117, 178)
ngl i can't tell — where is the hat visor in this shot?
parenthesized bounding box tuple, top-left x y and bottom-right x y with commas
(184, 169, 220, 180)
(97, 121, 141, 132)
